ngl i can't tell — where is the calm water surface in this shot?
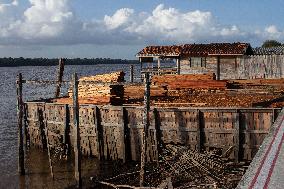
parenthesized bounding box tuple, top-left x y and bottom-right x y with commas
(0, 64, 141, 188)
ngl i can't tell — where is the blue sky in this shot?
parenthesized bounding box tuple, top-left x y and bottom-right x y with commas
(0, 0, 283, 59)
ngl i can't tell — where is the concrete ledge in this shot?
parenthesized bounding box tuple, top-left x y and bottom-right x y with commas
(237, 108, 284, 189)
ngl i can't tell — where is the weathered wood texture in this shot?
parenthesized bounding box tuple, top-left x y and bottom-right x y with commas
(151, 73, 228, 90)
(238, 55, 284, 79)
(67, 71, 125, 105)
(54, 58, 65, 98)
(180, 55, 284, 79)
(17, 73, 25, 175)
(24, 103, 281, 162)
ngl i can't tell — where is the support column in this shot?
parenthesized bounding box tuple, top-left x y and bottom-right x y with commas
(139, 57, 143, 82)
(140, 73, 150, 187)
(176, 58, 181, 75)
(72, 73, 82, 188)
(217, 56, 221, 80)
(17, 73, 25, 175)
(157, 57, 161, 75)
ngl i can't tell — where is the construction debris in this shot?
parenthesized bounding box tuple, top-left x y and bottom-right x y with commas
(93, 144, 249, 189)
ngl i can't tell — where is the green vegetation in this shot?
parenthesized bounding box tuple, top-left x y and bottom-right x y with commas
(262, 40, 282, 48)
(0, 57, 139, 67)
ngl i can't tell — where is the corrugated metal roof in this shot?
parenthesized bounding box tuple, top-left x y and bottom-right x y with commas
(137, 42, 252, 57)
(253, 46, 284, 55)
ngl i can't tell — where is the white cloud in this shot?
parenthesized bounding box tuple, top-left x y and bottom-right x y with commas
(0, 0, 18, 12)
(104, 8, 134, 30)
(0, 2, 283, 47)
(263, 25, 284, 39)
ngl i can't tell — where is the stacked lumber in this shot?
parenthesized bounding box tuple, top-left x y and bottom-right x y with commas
(152, 73, 227, 90)
(152, 73, 216, 84)
(124, 84, 167, 100)
(79, 71, 125, 83)
(68, 71, 125, 105)
(230, 78, 284, 89)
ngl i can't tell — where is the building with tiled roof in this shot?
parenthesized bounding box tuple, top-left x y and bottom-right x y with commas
(137, 43, 253, 57)
(137, 43, 254, 80)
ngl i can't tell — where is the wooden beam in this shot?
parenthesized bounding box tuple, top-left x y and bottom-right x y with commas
(140, 73, 150, 187)
(55, 58, 65, 98)
(130, 65, 134, 83)
(176, 58, 181, 75)
(72, 73, 82, 188)
(17, 73, 25, 175)
(217, 56, 221, 80)
(234, 111, 240, 163)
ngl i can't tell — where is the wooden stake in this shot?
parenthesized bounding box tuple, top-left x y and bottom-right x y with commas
(140, 73, 150, 187)
(55, 58, 65, 98)
(130, 65, 134, 83)
(44, 119, 54, 179)
(63, 104, 70, 157)
(72, 73, 82, 188)
(17, 73, 25, 175)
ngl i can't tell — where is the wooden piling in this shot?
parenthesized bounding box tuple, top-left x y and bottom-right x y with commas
(55, 58, 65, 98)
(234, 111, 240, 163)
(17, 73, 25, 175)
(140, 73, 151, 187)
(130, 65, 134, 83)
(217, 56, 221, 80)
(44, 119, 54, 179)
(72, 73, 82, 188)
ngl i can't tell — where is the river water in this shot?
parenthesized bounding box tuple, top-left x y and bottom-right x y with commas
(0, 64, 141, 188)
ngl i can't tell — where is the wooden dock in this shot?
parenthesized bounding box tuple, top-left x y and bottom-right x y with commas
(24, 102, 280, 162)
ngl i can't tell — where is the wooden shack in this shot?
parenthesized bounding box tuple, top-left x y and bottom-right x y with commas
(136, 42, 254, 80)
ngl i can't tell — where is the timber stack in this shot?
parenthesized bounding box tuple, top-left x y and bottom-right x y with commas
(152, 73, 228, 90)
(67, 71, 125, 105)
(124, 84, 167, 101)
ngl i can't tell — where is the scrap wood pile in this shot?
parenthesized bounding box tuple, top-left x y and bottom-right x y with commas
(152, 73, 228, 90)
(61, 71, 125, 105)
(94, 144, 248, 189)
(153, 90, 284, 108)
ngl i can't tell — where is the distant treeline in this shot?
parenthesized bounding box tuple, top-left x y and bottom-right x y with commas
(0, 57, 139, 67)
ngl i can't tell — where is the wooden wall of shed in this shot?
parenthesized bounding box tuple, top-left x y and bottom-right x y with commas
(180, 55, 284, 79)
(180, 56, 242, 79)
(24, 102, 281, 162)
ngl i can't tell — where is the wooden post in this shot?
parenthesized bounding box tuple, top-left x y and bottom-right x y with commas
(72, 73, 82, 188)
(130, 65, 134, 83)
(55, 58, 65, 98)
(63, 104, 70, 157)
(23, 103, 29, 147)
(176, 58, 181, 75)
(139, 57, 143, 82)
(157, 57, 161, 75)
(234, 110, 240, 163)
(44, 119, 54, 179)
(140, 72, 150, 187)
(17, 73, 25, 175)
(217, 56, 221, 80)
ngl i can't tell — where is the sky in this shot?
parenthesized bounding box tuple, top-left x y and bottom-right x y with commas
(0, 0, 284, 59)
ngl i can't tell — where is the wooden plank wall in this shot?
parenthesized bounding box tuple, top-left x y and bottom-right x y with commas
(24, 103, 281, 161)
(180, 55, 284, 79)
(238, 55, 284, 79)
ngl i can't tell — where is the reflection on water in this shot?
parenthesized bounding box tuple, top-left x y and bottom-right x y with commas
(0, 64, 140, 188)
